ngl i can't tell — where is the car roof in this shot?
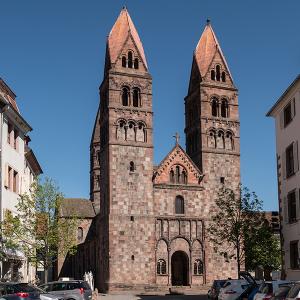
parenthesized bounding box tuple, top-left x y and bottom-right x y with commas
(42, 280, 84, 284)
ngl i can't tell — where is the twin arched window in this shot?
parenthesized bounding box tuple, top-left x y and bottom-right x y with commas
(208, 129, 234, 150)
(211, 97, 229, 118)
(211, 65, 226, 82)
(194, 259, 203, 275)
(117, 119, 147, 143)
(121, 86, 141, 107)
(170, 165, 187, 184)
(122, 51, 139, 69)
(157, 259, 166, 275)
(175, 196, 185, 214)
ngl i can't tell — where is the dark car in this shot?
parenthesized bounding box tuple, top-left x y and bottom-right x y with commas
(0, 283, 60, 300)
(208, 280, 227, 300)
(39, 281, 92, 300)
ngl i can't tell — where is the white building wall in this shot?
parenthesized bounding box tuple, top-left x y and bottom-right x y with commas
(272, 82, 300, 280)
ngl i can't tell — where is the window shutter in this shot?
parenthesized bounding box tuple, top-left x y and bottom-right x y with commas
(280, 110, 284, 129)
(4, 164, 8, 188)
(294, 141, 299, 173)
(292, 98, 296, 118)
(283, 197, 288, 224)
(282, 151, 286, 179)
(296, 190, 300, 220)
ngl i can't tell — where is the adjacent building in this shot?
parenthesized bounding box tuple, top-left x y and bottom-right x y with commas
(267, 74, 300, 280)
(58, 8, 241, 291)
(0, 78, 42, 282)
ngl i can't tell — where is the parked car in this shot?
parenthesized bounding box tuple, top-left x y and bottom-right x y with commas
(208, 279, 227, 300)
(0, 283, 61, 300)
(218, 280, 250, 300)
(286, 282, 300, 300)
(39, 281, 92, 300)
(270, 284, 294, 300)
(254, 281, 294, 300)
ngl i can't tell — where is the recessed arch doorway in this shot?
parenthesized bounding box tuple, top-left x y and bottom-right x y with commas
(171, 250, 189, 286)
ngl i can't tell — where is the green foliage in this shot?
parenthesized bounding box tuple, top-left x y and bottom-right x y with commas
(208, 185, 280, 275)
(2, 177, 78, 272)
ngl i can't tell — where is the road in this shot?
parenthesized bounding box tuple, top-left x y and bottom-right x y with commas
(99, 294, 208, 300)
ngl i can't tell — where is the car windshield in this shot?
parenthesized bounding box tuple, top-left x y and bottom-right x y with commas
(259, 283, 273, 294)
(274, 285, 292, 297)
(80, 282, 90, 290)
(14, 284, 44, 293)
(287, 284, 300, 298)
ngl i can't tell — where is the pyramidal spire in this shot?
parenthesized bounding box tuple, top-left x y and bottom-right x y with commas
(194, 21, 232, 79)
(107, 8, 148, 69)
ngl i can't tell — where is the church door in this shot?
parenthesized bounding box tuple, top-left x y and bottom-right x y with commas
(171, 251, 189, 286)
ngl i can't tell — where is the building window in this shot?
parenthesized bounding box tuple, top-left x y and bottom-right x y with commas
(220, 177, 225, 184)
(7, 123, 13, 144)
(77, 227, 83, 241)
(216, 65, 221, 81)
(288, 190, 297, 223)
(132, 88, 141, 107)
(284, 100, 296, 127)
(134, 58, 139, 69)
(175, 196, 184, 214)
(170, 169, 175, 183)
(211, 70, 215, 81)
(13, 129, 18, 150)
(286, 143, 295, 178)
(157, 259, 166, 275)
(290, 241, 299, 269)
(220, 99, 228, 118)
(129, 161, 135, 172)
(121, 87, 130, 106)
(13, 170, 18, 193)
(122, 56, 127, 67)
(194, 259, 203, 275)
(211, 98, 219, 117)
(128, 51, 133, 68)
(222, 71, 226, 82)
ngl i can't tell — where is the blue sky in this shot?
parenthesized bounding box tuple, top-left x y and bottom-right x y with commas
(0, 1, 299, 210)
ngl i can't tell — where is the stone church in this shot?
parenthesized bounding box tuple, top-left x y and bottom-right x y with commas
(58, 8, 240, 292)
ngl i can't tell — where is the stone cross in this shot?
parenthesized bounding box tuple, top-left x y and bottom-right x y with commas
(173, 132, 180, 145)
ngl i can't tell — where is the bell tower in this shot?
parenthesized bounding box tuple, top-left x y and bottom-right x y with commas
(91, 7, 155, 291)
(185, 20, 240, 189)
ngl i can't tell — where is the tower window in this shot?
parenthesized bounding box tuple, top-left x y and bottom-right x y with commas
(194, 259, 203, 275)
(122, 87, 130, 106)
(157, 259, 167, 275)
(132, 88, 141, 107)
(176, 165, 180, 183)
(216, 65, 221, 81)
(77, 227, 83, 241)
(122, 56, 127, 68)
(211, 98, 219, 117)
(131, 255, 135, 261)
(134, 58, 139, 69)
(220, 177, 225, 184)
(175, 195, 184, 214)
(222, 71, 226, 82)
(128, 51, 133, 68)
(170, 169, 175, 183)
(129, 161, 135, 172)
(211, 70, 215, 81)
(221, 99, 229, 118)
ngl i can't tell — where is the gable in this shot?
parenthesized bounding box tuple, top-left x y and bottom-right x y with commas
(153, 145, 203, 185)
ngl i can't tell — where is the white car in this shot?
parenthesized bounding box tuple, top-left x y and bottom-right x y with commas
(218, 280, 250, 300)
(254, 281, 294, 300)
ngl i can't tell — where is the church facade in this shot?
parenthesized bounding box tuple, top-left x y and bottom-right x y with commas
(58, 8, 241, 292)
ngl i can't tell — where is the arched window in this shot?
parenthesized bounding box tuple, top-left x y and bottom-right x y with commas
(136, 122, 146, 142)
(211, 98, 219, 117)
(132, 88, 141, 107)
(122, 87, 130, 106)
(225, 131, 234, 150)
(157, 259, 166, 275)
(194, 259, 203, 275)
(216, 65, 221, 81)
(129, 161, 135, 172)
(128, 51, 133, 68)
(77, 227, 83, 241)
(127, 121, 135, 141)
(211, 70, 215, 81)
(182, 170, 187, 184)
(208, 130, 216, 148)
(122, 56, 126, 68)
(170, 169, 175, 183)
(134, 58, 139, 69)
(221, 99, 228, 118)
(175, 196, 184, 214)
(175, 166, 180, 183)
(217, 131, 225, 149)
(222, 71, 226, 82)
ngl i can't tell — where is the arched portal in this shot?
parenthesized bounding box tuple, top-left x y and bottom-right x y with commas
(171, 250, 189, 286)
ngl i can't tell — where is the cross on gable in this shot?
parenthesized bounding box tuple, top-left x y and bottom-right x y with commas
(173, 132, 180, 145)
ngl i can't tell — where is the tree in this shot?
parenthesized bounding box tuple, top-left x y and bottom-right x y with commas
(2, 177, 78, 283)
(207, 185, 266, 277)
(245, 221, 281, 278)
